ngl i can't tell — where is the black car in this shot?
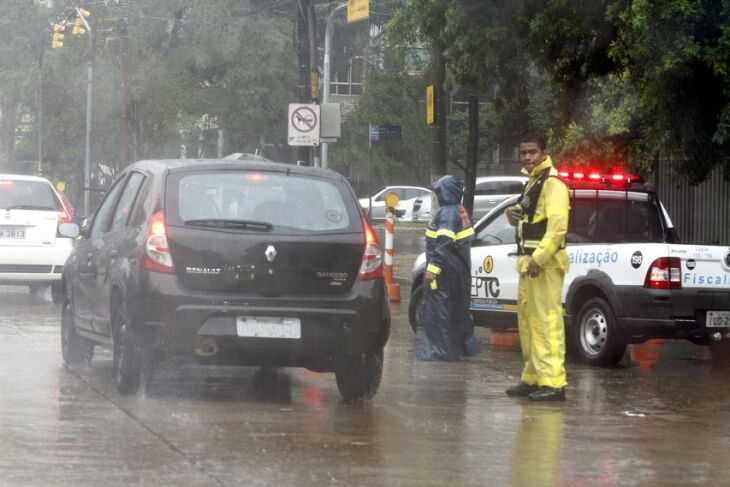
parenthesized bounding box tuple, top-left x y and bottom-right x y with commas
(58, 159, 390, 400)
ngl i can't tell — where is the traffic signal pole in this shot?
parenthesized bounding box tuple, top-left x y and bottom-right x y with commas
(321, 3, 347, 169)
(82, 14, 95, 216)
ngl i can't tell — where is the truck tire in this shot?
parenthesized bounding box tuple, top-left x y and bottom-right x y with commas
(574, 297, 626, 366)
(408, 283, 423, 333)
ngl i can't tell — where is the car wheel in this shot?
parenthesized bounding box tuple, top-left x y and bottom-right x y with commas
(574, 297, 626, 366)
(51, 282, 62, 305)
(709, 339, 730, 365)
(408, 283, 423, 333)
(335, 348, 384, 401)
(61, 296, 94, 365)
(112, 303, 143, 395)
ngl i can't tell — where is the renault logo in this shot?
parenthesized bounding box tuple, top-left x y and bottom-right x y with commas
(265, 245, 277, 263)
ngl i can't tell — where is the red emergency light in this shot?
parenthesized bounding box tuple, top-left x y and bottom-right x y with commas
(557, 168, 643, 186)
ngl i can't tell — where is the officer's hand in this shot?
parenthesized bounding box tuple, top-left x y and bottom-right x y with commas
(527, 259, 541, 278)
(506, 206, 523, 226)
(424, 270, 436, 284)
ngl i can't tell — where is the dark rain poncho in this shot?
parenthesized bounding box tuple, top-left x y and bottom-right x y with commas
(415, 175, 480, 361)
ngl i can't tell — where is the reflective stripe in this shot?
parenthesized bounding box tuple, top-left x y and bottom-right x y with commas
(426, 264, 442, 275)
(425, 229, 438, 238)
(523, 239, 541, 248)
(435, 229, 456, 239)
(430, 279, 437, 290)
(456, 227, 475, 240)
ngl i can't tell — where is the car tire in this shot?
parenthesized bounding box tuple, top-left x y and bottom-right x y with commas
(112, 303, 143, 395)
(709, 339, 730, 365)
(574, 297, 626, 366)
(335, 348, 384, 401)
(61, 296, 94, 365)
(408, 283, 423, 333)
(51, 282, 62, 305)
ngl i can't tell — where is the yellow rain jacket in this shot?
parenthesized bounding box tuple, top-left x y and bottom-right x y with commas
(507, 156, 570, 389)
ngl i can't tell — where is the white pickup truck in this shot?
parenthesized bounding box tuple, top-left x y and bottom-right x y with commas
(409, 172, 730, 366)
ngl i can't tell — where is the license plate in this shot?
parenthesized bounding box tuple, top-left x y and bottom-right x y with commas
(707, 311, 730, 328)
(0, 227, 25, 239)
(236, 316, 301, 339)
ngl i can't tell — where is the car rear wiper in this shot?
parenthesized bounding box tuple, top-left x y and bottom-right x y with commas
(5, 205, 57, 211)
(184, 219, 273, 231)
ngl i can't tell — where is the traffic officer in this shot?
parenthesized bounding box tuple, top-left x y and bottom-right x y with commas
(505, 133, 570, 401)
(415, 175, 480, 361)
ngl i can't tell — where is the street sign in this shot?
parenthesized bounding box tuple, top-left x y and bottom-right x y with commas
(288, 104, 320, 146)
(369, 124, 402, 142)
(426, 85, 434, 125)
(347, 0, 369, 23)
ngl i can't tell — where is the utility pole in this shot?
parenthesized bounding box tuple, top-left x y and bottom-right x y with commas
(296, 0, 311, 165)
(322, 3, 347, 169)
(431, 48, 448, 180)
(118, 13, 131, 169)
(37, 34, 46, 176)
(82, 9, 94, 216)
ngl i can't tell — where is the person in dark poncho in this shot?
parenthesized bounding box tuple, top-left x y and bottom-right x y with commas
(415, 175, 480, 361)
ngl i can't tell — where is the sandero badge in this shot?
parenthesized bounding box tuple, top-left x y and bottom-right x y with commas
(58, 158, 390, 401)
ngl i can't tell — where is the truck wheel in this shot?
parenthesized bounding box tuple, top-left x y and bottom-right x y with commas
(574, 297, 626, 366)
(408, 283, 423, 333)
(335, 348, 384, 401)
(112, 303, 143, 395)
(61, 296, 94, 365)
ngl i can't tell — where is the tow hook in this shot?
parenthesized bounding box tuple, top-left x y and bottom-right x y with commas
(711, 332, 723, 342)
(194, 338, 219, 357)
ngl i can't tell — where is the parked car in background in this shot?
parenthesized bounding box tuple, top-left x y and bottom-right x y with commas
(359, 186, 432, 220)
(472, 176, 528, 220)
(59, 158, 390, 400)
(0, 174, 74, 303)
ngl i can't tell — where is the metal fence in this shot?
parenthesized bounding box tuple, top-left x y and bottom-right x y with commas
(650, 160, 730, 245)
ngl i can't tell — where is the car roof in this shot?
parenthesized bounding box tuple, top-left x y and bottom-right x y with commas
(126, 158, 347, 183)
(0, 174, 53, 184)
(475, 175, 528, 183)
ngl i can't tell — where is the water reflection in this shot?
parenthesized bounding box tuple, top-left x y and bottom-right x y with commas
(511, 404, 564, 487)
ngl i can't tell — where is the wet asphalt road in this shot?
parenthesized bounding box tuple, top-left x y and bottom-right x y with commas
(2, 228, 730, 486)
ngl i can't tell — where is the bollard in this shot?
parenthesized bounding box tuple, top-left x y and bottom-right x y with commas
(384, 206, 401, 302)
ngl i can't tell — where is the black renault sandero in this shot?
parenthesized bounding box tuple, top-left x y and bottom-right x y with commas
(58, 159, 390, 400)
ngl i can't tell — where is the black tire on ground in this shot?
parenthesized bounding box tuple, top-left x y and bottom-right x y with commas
(112, 303, 143, 395)
(573, 297, 626, 367)
(709, 339, 730, 365)
(335, 348, 384, 401)
(61, 296, 94, 365)
(408, 283, 423, 333)
(51, 282, 62, 304)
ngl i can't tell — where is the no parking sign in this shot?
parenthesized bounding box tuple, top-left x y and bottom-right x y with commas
(288, 104, 320, 146)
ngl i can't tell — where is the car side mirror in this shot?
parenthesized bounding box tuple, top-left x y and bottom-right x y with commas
(58, 222, 81, 239)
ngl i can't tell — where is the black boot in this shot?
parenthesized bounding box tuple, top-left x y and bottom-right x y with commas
(528, 386, 566, 402)
(505, 382, 539, 396)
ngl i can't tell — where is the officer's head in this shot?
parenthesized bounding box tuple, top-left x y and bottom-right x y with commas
(518, 133, 548, 174)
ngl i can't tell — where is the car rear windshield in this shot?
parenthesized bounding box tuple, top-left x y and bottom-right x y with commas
(166, 169, 359, 233)
(569, 195, 666, 243)
(0, 180, 59, 210)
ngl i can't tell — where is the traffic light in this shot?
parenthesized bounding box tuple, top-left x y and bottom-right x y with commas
(51, 23, 65, 48)
(73, 7, 90, 35)
(72, 17, 85, 35)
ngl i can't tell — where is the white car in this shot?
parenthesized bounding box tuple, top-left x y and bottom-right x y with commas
(0, 174, 74, 303)
(359, 186, 432, 221)
(472, 175, 528, 220)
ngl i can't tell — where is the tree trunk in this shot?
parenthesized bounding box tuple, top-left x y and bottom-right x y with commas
(0, 91, 17, 172)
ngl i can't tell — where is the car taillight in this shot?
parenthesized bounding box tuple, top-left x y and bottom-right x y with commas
(358, 218, 383, 280)
(57, 208, 70, 223)
(142, 210, 175, 274)
(644, 257, 681, 289)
